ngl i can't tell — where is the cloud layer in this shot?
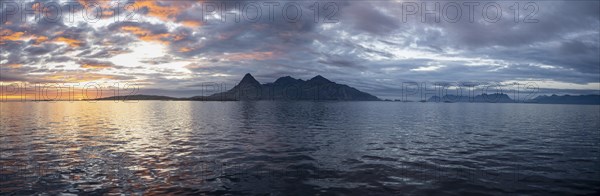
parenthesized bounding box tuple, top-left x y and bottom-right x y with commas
(1, 0, 598, 98)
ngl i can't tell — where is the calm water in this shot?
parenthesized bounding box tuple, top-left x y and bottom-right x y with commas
(0, 101, 599, 195)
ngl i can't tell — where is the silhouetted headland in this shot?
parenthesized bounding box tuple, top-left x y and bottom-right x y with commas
(94, 95, 184, 101)
(96, 73, 380, 101)
(527, 94, 600, 105)
(191, 73, 380, 101)
(94, 74, 599, 104)
(428, 93, 513, 103)
(427, 93, 599, 105)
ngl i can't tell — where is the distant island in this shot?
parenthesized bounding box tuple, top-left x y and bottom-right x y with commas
(428, 93, 514, 103)
(427, 93, 599, 105)
(95, 73, 599, 104)
(527, 94, 600, 105)
(98, 73, 380, 101)
(95, 95, 185, 101)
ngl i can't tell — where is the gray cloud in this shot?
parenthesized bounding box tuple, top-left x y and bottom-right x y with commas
(1, 0, 598, 97)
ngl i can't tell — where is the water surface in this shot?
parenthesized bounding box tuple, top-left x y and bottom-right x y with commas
(1, 101, 599, 195)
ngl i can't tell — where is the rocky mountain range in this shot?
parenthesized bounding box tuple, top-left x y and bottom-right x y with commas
(527, 94, 600, 105)
(427, 93, 599, 104)
(427, 93, 514, 103)
(93, 74, 599, 104)
(190, 73, 380, 101)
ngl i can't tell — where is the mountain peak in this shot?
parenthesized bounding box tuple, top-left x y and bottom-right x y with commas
(308, 75, 332, 83)
(205, 73, 379, 101)
(238, 73, 260, 86)
(274, 76, 301, 85)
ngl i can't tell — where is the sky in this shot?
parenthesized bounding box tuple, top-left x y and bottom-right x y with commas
(0, 0, 599, 100)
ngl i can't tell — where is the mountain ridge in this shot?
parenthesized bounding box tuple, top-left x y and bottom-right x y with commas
(91, 74, 599, 104)
(192, 73, 380, 101)
(428, 93, 514, 103)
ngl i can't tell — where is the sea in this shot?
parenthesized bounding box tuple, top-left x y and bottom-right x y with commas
(1, 101, 599, 195)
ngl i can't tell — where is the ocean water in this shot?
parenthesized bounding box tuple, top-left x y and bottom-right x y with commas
(0, 101, 599, 195)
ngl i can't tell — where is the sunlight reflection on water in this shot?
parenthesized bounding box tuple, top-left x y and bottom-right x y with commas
(1, 101, 599, 195)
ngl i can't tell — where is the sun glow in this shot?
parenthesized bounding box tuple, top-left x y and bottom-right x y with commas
(109, 42, 167, 68)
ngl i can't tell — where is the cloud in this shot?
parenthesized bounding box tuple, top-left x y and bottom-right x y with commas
(108, 22, 172, 45)
(134, 0, 195, 21)
(79, 59, 116, 69)
(0, 29, 25, 43)
(53, 37, 84, 47)
(342, 2, 399, 35)
(24, 45, 57, 55)
(223, 51, 276, 61)
(0, 0, 598, 97)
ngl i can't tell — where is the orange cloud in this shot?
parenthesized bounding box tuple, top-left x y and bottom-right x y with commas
(179, 47, 192, 52)
(133, 1, 195, 21)
(0, 29, 25, 44)
(172, 31, 190, 41)
(0, 30, 52, 45)
(224, 51, 276, 61)
(120, 25, 170, 45)
(181, 20, 202, 28)
(102, 10, 116, 18)
(32, 2, 41, 12)
(75, 0, 116, 18)
(81, 63, 112, 69)
(34, 36, 48, 45)
(77, 0, 113, 9)
(184, 63, 213, 70)
(3, 64, 22, 68)
(54, 37, 83, 47)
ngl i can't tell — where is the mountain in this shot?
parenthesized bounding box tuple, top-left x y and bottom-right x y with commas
(528, 94, 600, 105)
(193, 73, 262, 101)
(428, 93, 514, 103)
(94, 94, 180, 101)
(193, 73, 380, 101)
(426, 93, 600, 104)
